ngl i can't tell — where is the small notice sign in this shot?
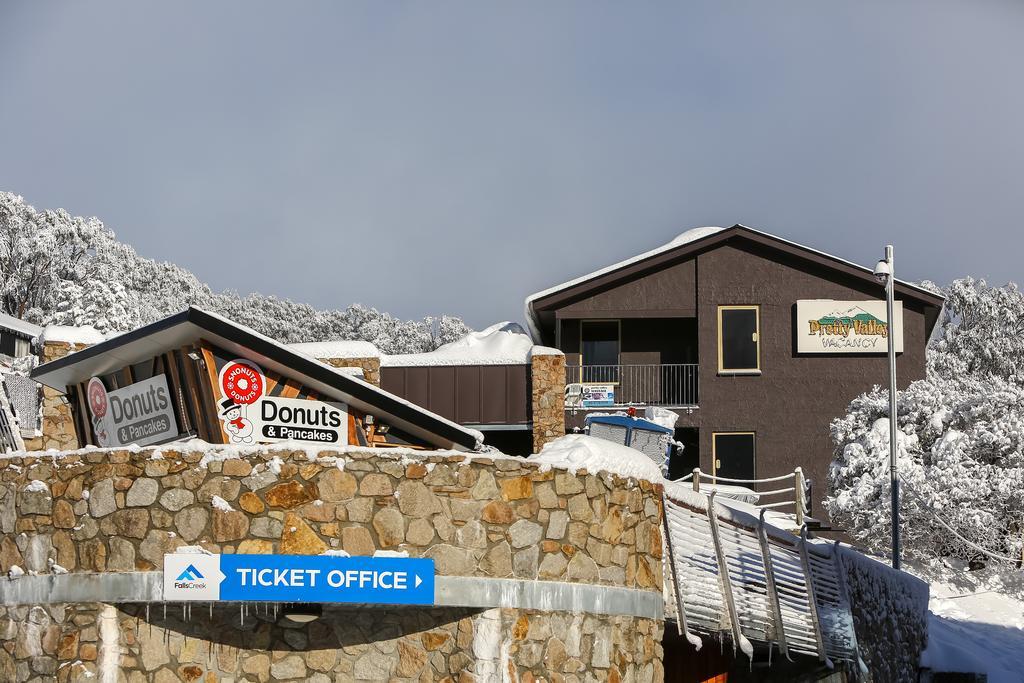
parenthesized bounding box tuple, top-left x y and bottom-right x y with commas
(163, 553, 435, 605)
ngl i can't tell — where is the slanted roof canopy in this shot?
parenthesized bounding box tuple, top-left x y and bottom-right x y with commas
(31, 307, 481, 452)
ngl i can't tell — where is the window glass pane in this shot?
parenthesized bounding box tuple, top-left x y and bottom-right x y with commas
(582, 322, 619, 366)
(582, 321, 619, 383)
(721, 308, 758, 370)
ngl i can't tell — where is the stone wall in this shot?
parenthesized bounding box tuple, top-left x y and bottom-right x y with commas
(837, 546, 929, 683)
(531, 351, 566, 454)
(0, 445, 664, 681)
(37, 341, 90, 451)
(318, 356, 381, 386)
(0, 603, 661, 682)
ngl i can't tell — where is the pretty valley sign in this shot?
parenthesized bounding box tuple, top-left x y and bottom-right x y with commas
(796, 300, 904, 354)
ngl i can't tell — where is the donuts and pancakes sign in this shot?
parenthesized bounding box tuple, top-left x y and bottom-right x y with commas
(217, 358, 347, 446)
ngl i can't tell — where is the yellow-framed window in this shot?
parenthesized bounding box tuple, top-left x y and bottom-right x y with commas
(717, 305, 760, 374)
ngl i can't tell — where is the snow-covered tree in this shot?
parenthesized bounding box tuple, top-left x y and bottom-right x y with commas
(827, 278, 1024, 564)
(0, 191, 472, 351)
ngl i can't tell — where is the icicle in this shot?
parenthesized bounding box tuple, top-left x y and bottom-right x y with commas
(182, 604, 186, 620)
(163, 604, 167, 621)
(209, 602, 213, 619)
(239, 604, 244, 627)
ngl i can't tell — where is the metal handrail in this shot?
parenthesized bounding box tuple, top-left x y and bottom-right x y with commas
(684, 467, 810, 526)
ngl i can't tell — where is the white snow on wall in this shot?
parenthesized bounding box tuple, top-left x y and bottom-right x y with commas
(382, 321, 555, 367)
(98, 604, 119, 683)
(37, 324, 106, 345)
(528, 434, 663, 482)
(288, 340, 381, 359)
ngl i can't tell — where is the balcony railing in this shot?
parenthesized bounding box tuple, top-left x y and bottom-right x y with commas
(565, 363, 699, 408)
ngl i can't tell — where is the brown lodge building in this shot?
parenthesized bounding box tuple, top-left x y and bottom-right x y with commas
(379, 224, 945, 527)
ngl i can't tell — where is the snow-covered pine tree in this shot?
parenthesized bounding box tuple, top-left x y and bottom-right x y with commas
(826, 278, 1024, 564)
(0, 191, 473, 351)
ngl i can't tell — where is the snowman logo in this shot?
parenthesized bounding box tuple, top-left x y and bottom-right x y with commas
(217, 360, 265, 444)
(219, 398, 254, 444)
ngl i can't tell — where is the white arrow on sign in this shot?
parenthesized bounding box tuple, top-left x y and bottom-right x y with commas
(414, 575, 422, 588)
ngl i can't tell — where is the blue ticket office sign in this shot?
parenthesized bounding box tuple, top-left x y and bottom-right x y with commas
(163, 553, 435, 605)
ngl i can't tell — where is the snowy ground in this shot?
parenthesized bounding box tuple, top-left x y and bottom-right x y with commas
(909, 560, 1024, 682)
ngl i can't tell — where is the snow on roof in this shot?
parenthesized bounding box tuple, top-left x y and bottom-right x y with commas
(381, 321, 559, 367)
(525, 226, 723, 308)
(523, 224, 943, 341)
(288, 340, 380, 359)
(0, 314, 42, 339)
(527, 434, 663, 482)
(37, 324, 106, 346)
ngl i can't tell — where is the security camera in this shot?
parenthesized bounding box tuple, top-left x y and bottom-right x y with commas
(873, 259, 891, 283)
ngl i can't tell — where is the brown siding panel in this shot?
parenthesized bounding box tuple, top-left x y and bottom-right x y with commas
(379, 364, 530, 427)
(429, 366, 457, 421)
(456, 367, 481, 424)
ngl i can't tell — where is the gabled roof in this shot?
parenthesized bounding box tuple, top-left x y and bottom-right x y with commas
(0, 313, 43, 339)
(525, 224, 945, 339)
(30, 307, 482, 452)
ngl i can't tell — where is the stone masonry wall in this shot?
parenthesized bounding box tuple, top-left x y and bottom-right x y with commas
(37, 341, 90, 451)
(0, 445, 664, 681)
(0, 603, 661, 682)
(531, 351, 566, 454)
(318, 356, 381, 386)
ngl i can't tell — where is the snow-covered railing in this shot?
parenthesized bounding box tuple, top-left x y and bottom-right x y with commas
(678, 467, 810, 526)
(661, 487, 859, 668)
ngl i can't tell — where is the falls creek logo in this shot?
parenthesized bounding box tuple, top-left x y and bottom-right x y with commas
(176, 565, 204, 581)
(174, 563, 209, 590)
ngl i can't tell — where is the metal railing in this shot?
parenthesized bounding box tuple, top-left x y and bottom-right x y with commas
(565, 363, 699, 407)
(662, 489, 860, 666)
(679, 467, 810, 527)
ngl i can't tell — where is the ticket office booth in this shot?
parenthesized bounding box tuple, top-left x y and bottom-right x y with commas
(31, 307, 481, 453)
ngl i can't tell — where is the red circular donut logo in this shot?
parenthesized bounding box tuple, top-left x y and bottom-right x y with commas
(219, 360, 265, 405)
(87, 377, 108, 418)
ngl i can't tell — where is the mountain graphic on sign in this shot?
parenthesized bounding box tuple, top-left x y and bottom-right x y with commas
(176, 564, 204, 581)
(815, 305, 885, 327)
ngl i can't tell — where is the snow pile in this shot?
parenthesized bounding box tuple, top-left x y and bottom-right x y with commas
(23, 479, 48, 493)
(210, 495, 233, 512)
(528, 434, 662, 482)
(320, 549, 351, 557)
(644, 407, 679, 431)
(37, 324, 106, 346)
(289, 340, 380, 359)
(373, 549, 410, 558)
(382, 321, 551, 367)
(916, 562, 1024, 683)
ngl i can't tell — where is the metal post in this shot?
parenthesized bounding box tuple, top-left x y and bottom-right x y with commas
(692, 467, 701, 493)
(794, 467, 806, 527)
(885, 245, 900, 571)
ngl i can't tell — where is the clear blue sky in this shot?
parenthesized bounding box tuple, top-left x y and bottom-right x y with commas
(2, 1, 1021, 328)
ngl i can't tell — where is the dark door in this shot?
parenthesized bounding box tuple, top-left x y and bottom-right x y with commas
(713, 432, 755, 481)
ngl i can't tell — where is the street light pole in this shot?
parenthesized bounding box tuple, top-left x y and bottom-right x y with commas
(883, 245, 900, 570)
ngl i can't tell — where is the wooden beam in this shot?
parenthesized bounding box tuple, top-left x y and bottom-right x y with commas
(180, 346, 215, 442)
(197, 343, 229, 444)
(162, 352, 194, 438)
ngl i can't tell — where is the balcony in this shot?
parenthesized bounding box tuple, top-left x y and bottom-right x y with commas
(565, 363, 699, 408)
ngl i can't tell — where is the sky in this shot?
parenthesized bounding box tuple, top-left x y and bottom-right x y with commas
(2, 1, 1022, 329)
